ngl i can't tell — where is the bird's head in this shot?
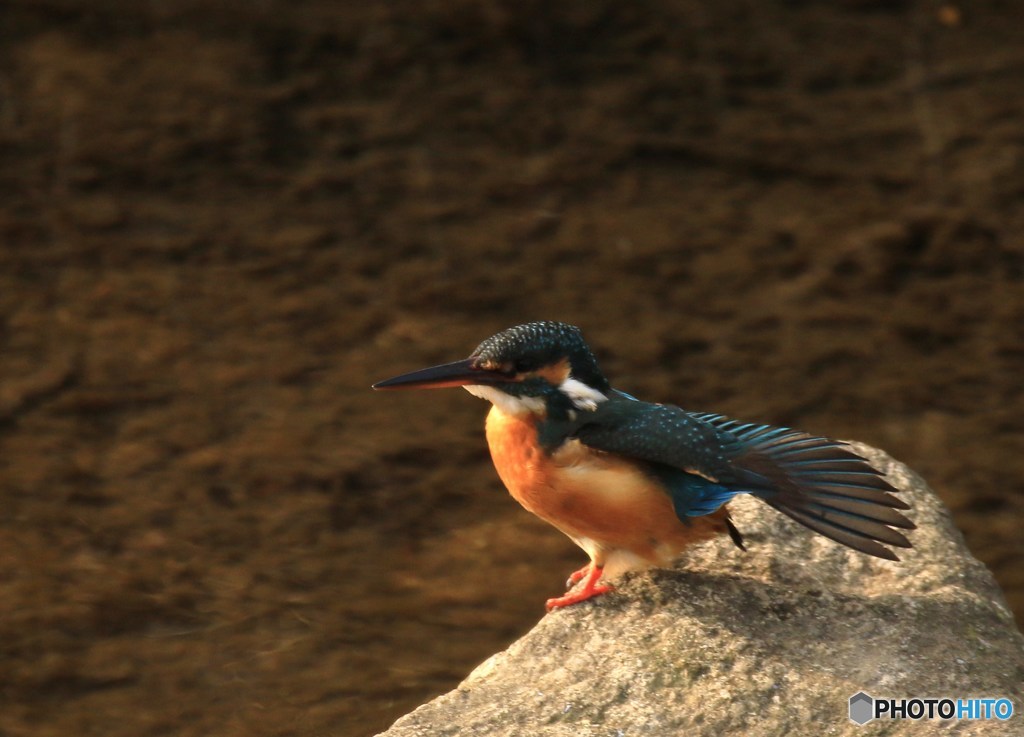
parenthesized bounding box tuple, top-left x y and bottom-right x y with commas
(373, 321, 610, 417)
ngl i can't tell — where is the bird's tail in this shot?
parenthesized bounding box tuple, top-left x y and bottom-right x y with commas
(693, 414, 915, 560)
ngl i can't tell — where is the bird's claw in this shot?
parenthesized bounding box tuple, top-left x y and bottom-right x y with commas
(564, 563, 592, 589)
(548, 563, 612, 610)
(546, 583, 613, 611)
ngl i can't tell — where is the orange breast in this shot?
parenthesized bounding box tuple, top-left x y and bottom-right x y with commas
(484, 406, 728, 565)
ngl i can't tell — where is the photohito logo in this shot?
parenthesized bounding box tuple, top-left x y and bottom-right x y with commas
(849, 692, 1015, 725)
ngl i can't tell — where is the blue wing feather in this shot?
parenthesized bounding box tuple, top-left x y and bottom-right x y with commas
(565, 395, 914, 560)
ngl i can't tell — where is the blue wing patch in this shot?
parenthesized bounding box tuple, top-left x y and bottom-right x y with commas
(648, 464, 744, 518)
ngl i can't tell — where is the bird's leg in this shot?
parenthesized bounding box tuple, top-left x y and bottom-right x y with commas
(546, 562, 613, 611)
(564, 562, 592, 589)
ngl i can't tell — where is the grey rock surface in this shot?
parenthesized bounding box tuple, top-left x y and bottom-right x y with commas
(376, 446, 1024, 736)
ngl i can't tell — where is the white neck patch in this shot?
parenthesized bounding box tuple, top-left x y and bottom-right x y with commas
(464, 385, 545, 416)
(559, 378, 607, 412)
(464, 377, 607, 416)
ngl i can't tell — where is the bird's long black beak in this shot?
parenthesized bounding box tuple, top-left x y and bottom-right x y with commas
(372, 358, 506, 390)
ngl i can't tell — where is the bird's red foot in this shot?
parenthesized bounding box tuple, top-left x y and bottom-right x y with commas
(546, 564, 613, 611)
(565, 563, 592, 588)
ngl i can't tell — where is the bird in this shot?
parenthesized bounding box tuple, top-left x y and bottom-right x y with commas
(373, 321, 913, 610)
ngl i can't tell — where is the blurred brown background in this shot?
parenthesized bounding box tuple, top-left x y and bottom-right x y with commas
(2, 2, 1022, 736)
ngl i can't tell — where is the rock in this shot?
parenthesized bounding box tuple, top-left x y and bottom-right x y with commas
(375, 446, 1024, 736)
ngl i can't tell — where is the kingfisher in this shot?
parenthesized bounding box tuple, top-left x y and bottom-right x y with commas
(373, 321, 913, 610)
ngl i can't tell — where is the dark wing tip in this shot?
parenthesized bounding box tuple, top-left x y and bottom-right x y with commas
(719, 422, 915, 560)
(769, 502, 907, 560)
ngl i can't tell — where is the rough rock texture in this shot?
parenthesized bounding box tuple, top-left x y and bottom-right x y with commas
(377, 446, 1024, 736)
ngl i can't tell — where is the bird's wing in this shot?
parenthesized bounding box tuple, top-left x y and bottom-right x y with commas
(571, 399, 914, 560)
(572, 397, 740, 471)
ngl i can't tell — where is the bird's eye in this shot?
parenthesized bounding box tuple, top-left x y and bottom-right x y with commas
(478, 358, 517, 376)
(513, 358, 537, 373)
